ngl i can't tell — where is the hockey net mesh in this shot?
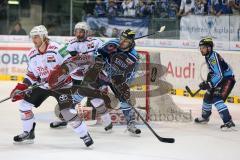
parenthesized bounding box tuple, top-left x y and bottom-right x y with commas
(129, 51, 192, 122)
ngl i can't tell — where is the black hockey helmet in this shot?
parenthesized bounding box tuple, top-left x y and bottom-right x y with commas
(199, 37, 214, 48)
(120, 29, 136, 40)
(120, 29, 136, 50)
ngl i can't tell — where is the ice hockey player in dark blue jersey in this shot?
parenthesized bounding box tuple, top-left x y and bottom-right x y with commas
(83, 29, 141, 135)
(195, 37, 236, 130)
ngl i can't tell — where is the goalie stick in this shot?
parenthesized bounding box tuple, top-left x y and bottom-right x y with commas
(109, 83, 175, 143)
(0, 82, 46, 104)
(185, 86, 201, 97)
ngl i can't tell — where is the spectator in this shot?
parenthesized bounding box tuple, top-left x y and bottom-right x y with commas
(47, 24, 59, 36)
(177, 0, 195, 17)
(168, 1, 179, 17)
(154, 0, 169, 18)
(211, 0, 233, 16)
(94, 26, 108, 37)
(229, 0, 240, 14)
(107, 0, 119, 16)
(83, 0, 96, 16)
(122, 0, 136, 16)
(135, 0, 154, 17)
(193, 0, 205, 15)
(111, 27, 120, 37)
(94, 0, 107, 17)
(10, 22, 27, 35)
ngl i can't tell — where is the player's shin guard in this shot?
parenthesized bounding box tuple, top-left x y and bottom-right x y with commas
(101, 113, 113, 131)
(214, 100, 235, 129)
(62, 107, 93, 147)
(70, 120, 94, 147)
(120, 102, 141, 135)
(91, 98, 113, 131)
(19, 101, 35, 132)
(195, 102, 212, 124)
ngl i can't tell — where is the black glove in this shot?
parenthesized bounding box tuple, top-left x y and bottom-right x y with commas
(118, 83, 130, 101)
(199, 81, 212, 90)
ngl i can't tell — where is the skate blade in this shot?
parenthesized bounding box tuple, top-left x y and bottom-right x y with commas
(194, 121, 209, 124)
(124, 129, 141, 137)
(50, 125, 67, 129)
(104, 129, 113, 133)
(221, 127, 238, 132)
(129, 132, 141, 137)
(13, 139, 34, 145)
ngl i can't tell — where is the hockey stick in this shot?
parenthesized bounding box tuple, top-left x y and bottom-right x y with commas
(0, 82, 46, 104)
(185, 86, 201, 97)
(109, 83, 175, 143)
(134, 26, 166, 40)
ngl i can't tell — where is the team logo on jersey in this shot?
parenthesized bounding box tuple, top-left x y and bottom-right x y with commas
(210, 58, 216, 65)
(114, 58, 128, 69)
(59, 45, 69, 58)
(87, 42, 94, 49)
(47, 55, 56, 62)
(59, 94, 68, 102)
(125, 58, 134, 65)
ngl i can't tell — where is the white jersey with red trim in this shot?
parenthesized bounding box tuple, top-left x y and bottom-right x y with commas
(25, 40, 70, 89)
(67, 37, 103, 80)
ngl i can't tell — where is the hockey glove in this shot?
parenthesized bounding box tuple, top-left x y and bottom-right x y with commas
(111, 75, 126, 86)
(83, 56, 104, 85)
(10, 83, 28, 102)
(199, 81, 212, 90)
(116, 83, 130, 101)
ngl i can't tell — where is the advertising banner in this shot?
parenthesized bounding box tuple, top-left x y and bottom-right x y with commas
(180, 15, 240, 41)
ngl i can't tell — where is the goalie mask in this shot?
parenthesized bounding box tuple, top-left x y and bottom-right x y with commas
(120, 29, 136, 51)
(74, 22, 90, 41)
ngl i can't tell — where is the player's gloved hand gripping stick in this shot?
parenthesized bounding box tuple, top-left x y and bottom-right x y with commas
(0, 82, 46, 104)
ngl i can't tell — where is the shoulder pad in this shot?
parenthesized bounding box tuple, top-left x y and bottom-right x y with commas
(127, 49, 139, 61)
(27, 48, 38, 59)
(69, 38, 78, 44)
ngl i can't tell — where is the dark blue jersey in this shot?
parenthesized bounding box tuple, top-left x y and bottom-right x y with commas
(205, 51, 234, 88)
(95, 39, 139, 83)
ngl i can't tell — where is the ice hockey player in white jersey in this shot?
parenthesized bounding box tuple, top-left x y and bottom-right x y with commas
(49, 22, 113, 131)
(10, 25, 94, 147)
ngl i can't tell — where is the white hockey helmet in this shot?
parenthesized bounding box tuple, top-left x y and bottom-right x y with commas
(29, 25, 48, 39)
(74, 22, 90, 31)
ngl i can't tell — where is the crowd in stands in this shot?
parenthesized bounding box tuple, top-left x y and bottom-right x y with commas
(83, 0, 240, 18)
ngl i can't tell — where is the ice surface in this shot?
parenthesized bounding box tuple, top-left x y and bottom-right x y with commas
(0, 82, 239, 160)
